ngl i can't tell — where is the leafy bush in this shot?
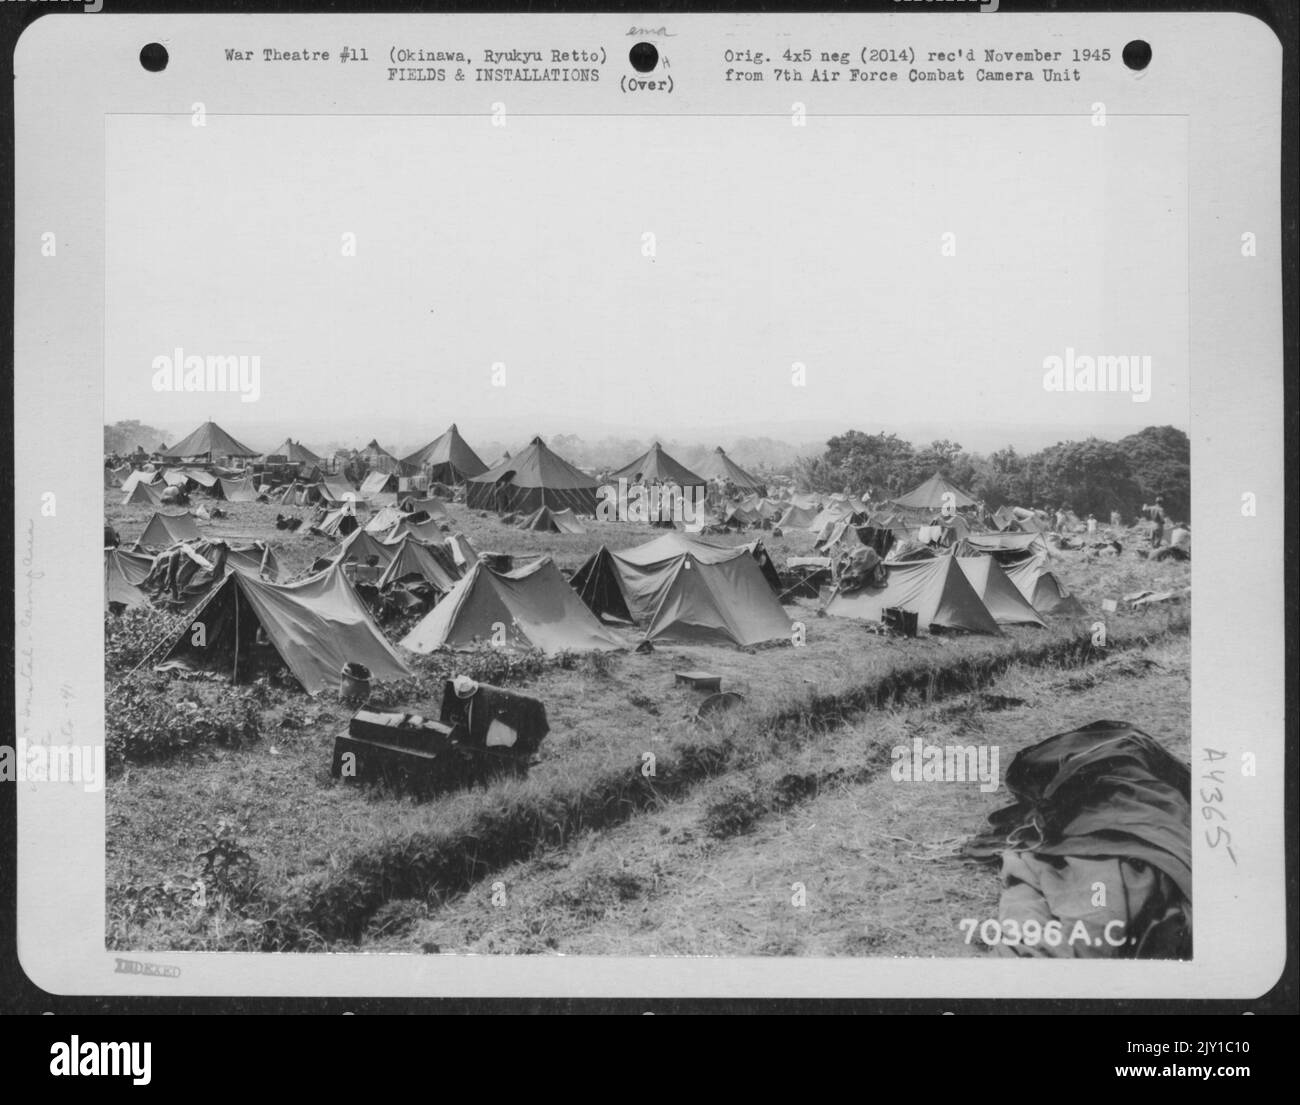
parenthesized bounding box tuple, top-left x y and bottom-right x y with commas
(104, 606, 184, 675)
(106, 674, 261, 766)
(195, 819, 260, 906)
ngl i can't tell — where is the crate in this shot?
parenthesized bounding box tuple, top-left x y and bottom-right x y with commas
(674, 671, 722, 692)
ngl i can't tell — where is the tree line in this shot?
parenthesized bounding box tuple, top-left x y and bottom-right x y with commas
(795, 425, 1190, 523)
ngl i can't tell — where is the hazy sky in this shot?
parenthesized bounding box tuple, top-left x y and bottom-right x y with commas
(106, 112, 1187, 453)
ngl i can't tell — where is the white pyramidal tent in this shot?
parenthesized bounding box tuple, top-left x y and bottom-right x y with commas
(136, 512, 201, 549)
(776, 503, 820, 530)
(826, 555, 1003, 636)
(401, 556, 625, 655)
(217, 476, 259, 502)
(123, 481, 166, 507)
(121, 469, 158, 494)
(334, 527, 399, 567)
(955, 556, 1047, 627)
(364, 505, 407, 533)
(360, 471, 400, 501)
(163, 564, 411, 694)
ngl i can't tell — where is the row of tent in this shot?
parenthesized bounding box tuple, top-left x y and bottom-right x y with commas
(824, 550, 1083, 636)
(127, 421, 775, 506)
(110, 515, 1084, 696)
(462, 437, 770, 516)
(130, 421, 1046, 531)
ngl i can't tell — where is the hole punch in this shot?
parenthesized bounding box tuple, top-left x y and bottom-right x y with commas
(139, 42, 169, 72)
(629, 42, 659, 73)
(1122, 40, 1152, 71)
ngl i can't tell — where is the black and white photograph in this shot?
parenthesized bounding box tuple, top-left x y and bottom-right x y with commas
(7, 6, 1290, 1013)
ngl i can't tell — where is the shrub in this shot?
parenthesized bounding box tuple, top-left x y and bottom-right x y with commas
(104, 606, 184, 675)
(106, 674, 261, 766)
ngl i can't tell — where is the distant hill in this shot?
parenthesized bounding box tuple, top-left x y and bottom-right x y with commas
(104, 420, 171, 455)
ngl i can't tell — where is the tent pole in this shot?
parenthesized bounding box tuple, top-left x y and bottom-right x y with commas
(232, 583, 240, 682)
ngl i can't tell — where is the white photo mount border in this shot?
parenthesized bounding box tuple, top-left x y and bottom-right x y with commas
(10, 10, 1286, 999)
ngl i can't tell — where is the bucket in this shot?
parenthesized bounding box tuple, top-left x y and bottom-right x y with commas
(340, 662, 372, 703)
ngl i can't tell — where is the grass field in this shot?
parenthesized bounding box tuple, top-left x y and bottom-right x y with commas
(104, 489, 1191, 954)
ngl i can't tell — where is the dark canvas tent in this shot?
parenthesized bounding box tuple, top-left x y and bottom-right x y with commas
(159, 421, 260, 463)
(1004, 558, 1086, 615)
(518, 506, 585, 534)
(268, 438, 324, 468)
(640, 552, 791, 646)
(376, 534, 462, 593)
(136, 512, 201, 549)
(601, 531, 782, 594)
(610, 442, 707, 492)
(570, 547, 635, 623)
(441, 533, 479, 572)
(385, 516, 446, 544)
(105, 547, 155, 610)
(695, 447, 766, 495)
(400, 423, 488, 484)
(826, 556, 1003, 636)
(401, 556, 625, 655)
(955, 532, 1050, 561)
(891, 473, 978, 511)
(399, 496, 448, 519)
(572, 533, 790, 647)
(334, 527, 399, 568)
(466, 436, 599, 515)
(163, 564, 411, 694)
(359, 439, 401, 475)
(956, 556, 1047, 627)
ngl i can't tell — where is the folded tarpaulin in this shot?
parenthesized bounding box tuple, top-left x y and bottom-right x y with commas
(965, 720, 1191, 959)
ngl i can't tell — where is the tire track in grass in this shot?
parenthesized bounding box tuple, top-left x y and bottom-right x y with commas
(388, 637, 1190, 956)
(266, 617, 1188, 948)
